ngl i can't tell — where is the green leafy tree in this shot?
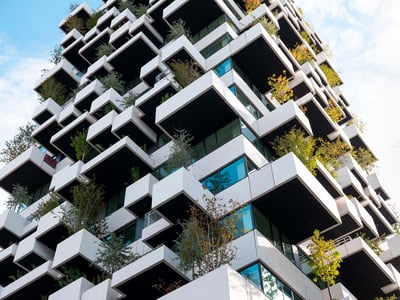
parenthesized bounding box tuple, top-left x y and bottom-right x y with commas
(270, 127, 317, 175)
(267, 71, 293, 104)
(259, 17, 279, 38)
(307, 229, 342, 300)
(169, 59, 201, 88)
(117, 0, 136, 13)
(244, 0, 261, 13)
(85, 10, 104, 30)
(65, 15, 86, 34)
(6, 184, 32, 212)
(49, 45, 63, 65)
(93, 233, 140, 277)
(320, 64, 341, 87)
(95, 43, 114, 59)
(324, 99, 343, 122)
(0, 122, 37, 163)
(32, 193, 62, 219)
(98, 71, 125, 94)
(290, 43, 312, 65)
(166, 129, 194, 172)
(38, 77, 68, 105)
(174, 196, 238, 278)
(57, 266, 84, 288)
(357, 232, 384, 256)
(165, 19, 192, 43)
(70, 129, 96, 162)
(119, 91, 138, 109)
(315, 138, 352, 174)
(351, 147, 376, 174)
(131, 3, 148, 17)
(60, 180, 107, 237)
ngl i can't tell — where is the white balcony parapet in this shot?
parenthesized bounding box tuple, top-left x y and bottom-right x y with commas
(109, 20, 132, 47)
(49, 277, 94, 300)
(90, 88, 123, 114)
(111, 8, 136, 29)
(58, 102, 82, 125)
(61, 28, 83, 48)
(74, 79, 104, 110)
(0, 210, 27, 239)
(81, 55, 114, 83)
(81, 278, 120, 300)
(336, 167, 369, 202)
(97, 7, 119, 29)
(381, 263, 400, 295)
(87, 110, 119, 149)
(32, 98, 62, 125)
(367, 173, 391, 200)
(106, 207, 136, 233)
(322, 282, 357, 300)
(124, 173, 158, 212)
(59, 2, 93, 31)
(13, 234, 55, 267)
(159, 264, 267, 300)
(49, 161, 85, 193)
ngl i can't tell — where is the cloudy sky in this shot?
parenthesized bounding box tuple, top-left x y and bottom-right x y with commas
(0, 0, 399, 213)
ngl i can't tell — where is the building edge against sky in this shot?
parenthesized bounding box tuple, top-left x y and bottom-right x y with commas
(0, 0, 400, 299)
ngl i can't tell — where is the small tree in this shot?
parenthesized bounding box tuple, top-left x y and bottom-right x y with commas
(98, 71, 125, 94)
(49, 45, 63, 65)
(60, 180, 107, 237)
(65, 15, 86, 34)
(307, 229, 342, 300)
(119, 91, 138, 109)
(357, 232, 384, 256)
(351, 147, 376, 174)
(93, 233, 140, 277)
(267, 71, 293, 104)
(290, 43, 312, 65)
(0, 122, 37, 163)
(315, 138, 352, 174)
(38, 77, 68, 105)
(259, 17, 279, 38)
(320, 64, 341, 87)
(169, 59, 201, 88)
(6, 184, 32, 212)
(57, 266, 84, 288)
(348, 114, 366, 133)
(165, 19, 192, 43)
(166, 129, 194, 172)
(117, 0, 136, 13)
(325, 99, 343, 122)
(32, 193, 61, 219)
(243, 0, 261, 13)
(85, 10, 104, 30)
(270, 127, 317, 175)
(174, 196, 238, 278)
(70, 129, 96, 162)
(131, 3, 148, 17)
(95, 43, 114, 59)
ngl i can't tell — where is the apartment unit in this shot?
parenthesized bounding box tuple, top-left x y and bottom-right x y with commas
(1, 0, 399, 299)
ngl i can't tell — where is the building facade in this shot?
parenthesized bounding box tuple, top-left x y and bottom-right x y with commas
(0, 0, 399, 299)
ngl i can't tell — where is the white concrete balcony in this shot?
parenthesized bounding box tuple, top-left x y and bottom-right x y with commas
(33, 59, 81, 98)
(110, 19, 133, 48)
(322, 196, 363, 241)
(368, 173, 391, 200)
(159, 264, 267, 300)
(343, 123, 377, 159)
(32, 98, 62, 125)
(62, 36, 89, 73)
(32, 115, 63, 155)
(381, 235, 400, 272)
(129, 14, 163, 48)
(73, 79, 104, 112)
(59, 2, 93, 33)
(111, 105, 157, 146)
(79, 28, 113, 64)
(81, 136, 153, 196)
(82, 55, 114, 83)
(0, 210, 26, 248)
(52, 229, 102, 280)
(50, 112, 96, 160)
(339, 152, 369, 188)
(58, 101, 82, 126)
(315, 160, 344, 200)
(231, 230, 323, 299)
(89, 87, 123, 117)
(141, 214, 171, 248)
(378, 198, 399, 225)
(13, 234, 54, 271)
(111, 8, 136, 29)
(336, 236, 395, 299)
(34, 201, 72, 250)
(124, 173, 158, 217)
(87, 110, 120, 151)
(139, 55, 169, 86)
(363, 199, 394, 236)
(61, 28, 83, 48)
(111, 245, 190, 299)
(249, 152, 341, 243)
(256, 100, 312, 143)
(107, 31, 159, 90)
(0, 244, 27, 287)
(336, 167, 369, 203)
(106, 207, 136, 233)
(48, 277, 94, 300)
(381, 263, 400, 296)
(156, 71, 256, 142)
(152, 167, 214, 224)
(96, 7, 119, 31)
(350, 198, 379, 238)
(0, 261, 60, 299)
(49, 161, 85, 199)
(0, 146, 56, 195)
(81, 278, 119, 300)
(322, 282, 357, 300)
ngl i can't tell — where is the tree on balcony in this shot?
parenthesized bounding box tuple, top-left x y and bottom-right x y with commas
(49, 45, 63, 65)
(65, 15, 86, 34)
(243, 0, 261, 14)
(5, 184, 32, 212)
(320, 64, 341, 87)
(98, 71, 125, 94)
(95, 43, 114, 60)
(165, 129, 194, 172)
(0, 122, 37, 163)
(307, 229, 342, 300)
(174, 195, 239, 278)
(315, 138, 352, 175)
(70, 129, 97, 163)
(31, 193, 62, 219)
(290, 43, 313, 65)
(169, 59, 201, 88)
(351, 147, 376, 174)
(38, 77, 68, 105)
(267, 71, 293, 104)
(117, 0, 149, 17)
(60, 180, 107, 237)
(324, 99, 344, 123)
(93, 233, 140, 277)
(165, 19, 192, 43)
(258, 17, 279, 39)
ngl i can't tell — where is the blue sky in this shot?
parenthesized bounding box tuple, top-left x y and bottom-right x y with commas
(0, 0, 399, 213)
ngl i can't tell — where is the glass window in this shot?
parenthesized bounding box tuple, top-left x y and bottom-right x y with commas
(253, 206, 273, 241)
(261, 265, 280, 300)
(218, 157, 246, 191)
(202, 172, 220, 194)
(216, 119, 239, 146)
(205, 134, 218, 154)
(240, 264, 262, 290)
(214, 58, 232, 77)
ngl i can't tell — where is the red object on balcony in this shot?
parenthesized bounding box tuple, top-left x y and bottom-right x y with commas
(44, 154, 57, 168)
